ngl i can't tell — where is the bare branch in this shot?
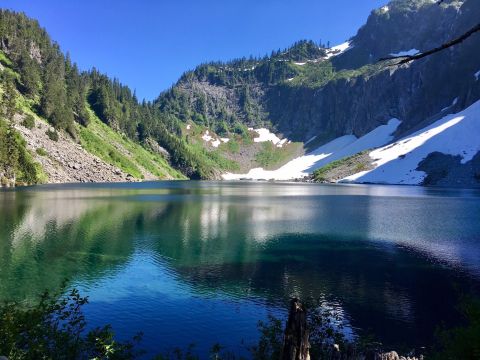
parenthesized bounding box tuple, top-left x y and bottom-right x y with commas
(379, 23, 480, 65)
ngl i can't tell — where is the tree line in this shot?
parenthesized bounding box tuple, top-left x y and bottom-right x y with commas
(0, 9, 223, 179)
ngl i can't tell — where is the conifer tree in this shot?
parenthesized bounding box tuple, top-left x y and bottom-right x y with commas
(18, 50, 41, 98)
(40, 52, 73, 130)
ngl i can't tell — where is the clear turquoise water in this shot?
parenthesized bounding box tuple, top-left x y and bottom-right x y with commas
(1, 181, 479, 356)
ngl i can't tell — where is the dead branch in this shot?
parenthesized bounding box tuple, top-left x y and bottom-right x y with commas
(379, 22, 480, 65)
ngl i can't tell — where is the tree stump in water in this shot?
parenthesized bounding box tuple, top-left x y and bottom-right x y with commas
(281, 298, 310, 360)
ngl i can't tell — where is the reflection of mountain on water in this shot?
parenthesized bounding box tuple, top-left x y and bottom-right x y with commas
(131, 193, 477, 348)
(1, 182, 479, 350)
(0, 188, 168, 300)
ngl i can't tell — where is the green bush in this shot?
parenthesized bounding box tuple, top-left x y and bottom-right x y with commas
(0, 287, 143, 360)
(226, 139, 240, 153)
(431, 297, 480, 359)
(22, 114, 35, 129)
(36, 148, 48, 156)
(0, 120, 44, 185)
(46, 129, 59, 142)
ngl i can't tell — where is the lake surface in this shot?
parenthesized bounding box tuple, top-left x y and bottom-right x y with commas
(1, 181, 480, 356)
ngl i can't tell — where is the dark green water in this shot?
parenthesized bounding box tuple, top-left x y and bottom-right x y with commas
(1, 181, 479, 356)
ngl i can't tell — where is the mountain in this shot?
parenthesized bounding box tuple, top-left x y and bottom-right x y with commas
(158, 0, 479, 186)
(0, 9, 238, 186)
(1, 0, 479, 186)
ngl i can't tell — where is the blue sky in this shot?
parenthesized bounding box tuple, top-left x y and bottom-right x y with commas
(3, 0, 387, 100)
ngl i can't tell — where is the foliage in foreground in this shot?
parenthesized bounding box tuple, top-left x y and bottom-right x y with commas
(1, 289, 479, 359)
(0, 288, 143, 360)
(431, 296, 480, 360)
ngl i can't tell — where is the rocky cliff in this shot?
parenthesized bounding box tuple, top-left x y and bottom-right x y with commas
(159, 0, 479, 143)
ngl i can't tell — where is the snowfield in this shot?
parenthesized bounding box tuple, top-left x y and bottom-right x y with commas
(223, 101, 480, 184)
(342, 100, 480, 185)
(325, 41, 352, 59)
(222, 119, 400, 181)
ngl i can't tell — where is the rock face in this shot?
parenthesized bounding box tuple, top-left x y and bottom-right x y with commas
(418, 151, 480, 187)
(153, 0, 480, 185)
(13, 114, 136, 184)
(270, 0, 480, 141)
(157, 0, 480, 145)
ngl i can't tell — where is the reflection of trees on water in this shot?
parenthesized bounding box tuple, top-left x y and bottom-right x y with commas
(0, 189, 167, 301)
(139, 197, 477, 348)
(1, 184, 479, 349)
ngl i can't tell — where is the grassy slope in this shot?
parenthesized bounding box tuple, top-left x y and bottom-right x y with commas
(312, 150, 372, 182)
(0, 52, 47, 185)
(254, 141, 303, 170)
(2, 48, 185, 183)
(77, 108, 186, 180)
(183, 121, 307, 173)
(182, 122, 241, 172)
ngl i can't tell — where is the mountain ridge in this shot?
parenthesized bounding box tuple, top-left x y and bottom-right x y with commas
(1, 0, 479, 186)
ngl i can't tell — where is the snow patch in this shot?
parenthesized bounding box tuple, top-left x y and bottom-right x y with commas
(276, 138, 288, 148)
(186, 124, 191, 130)
(342, 100, 480, 185)
(223, 119, 400, 181)
(253, 128, 282, 144)
(475, 70, 480, 81)
(220, 138, 230, 143)
(202, 130, 224, 148)
(381, 5, 389, 12)
(294, 62, 306, 66)
(390, 49, 420, 57)
(201, 130, 213, 142)
(325, 41, 352, 59)
(251, 128, 289, 148)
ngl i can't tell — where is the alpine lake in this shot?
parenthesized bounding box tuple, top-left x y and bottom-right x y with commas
(1, 181, 479, 357)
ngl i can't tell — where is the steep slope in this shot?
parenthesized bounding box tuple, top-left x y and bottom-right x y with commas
(157, 0, 479, 185)
(156, 0, 480, 142)
(0, 35, 185, 185)
(341, 100, 480, 186)
(223, 119, 401, 180)
(12, 110, 185, 183)
(0, 10, 219, 184)
(1, 0, 479, 185)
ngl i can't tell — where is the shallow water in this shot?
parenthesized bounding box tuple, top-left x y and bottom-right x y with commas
(1, 181, 479, 356)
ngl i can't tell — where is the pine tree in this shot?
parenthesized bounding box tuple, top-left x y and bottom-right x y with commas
(0, 75, 17, 120)
(18, 50, 41, 98)
(65, 56, 89, 126)
(40, 52, 74, 130)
